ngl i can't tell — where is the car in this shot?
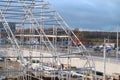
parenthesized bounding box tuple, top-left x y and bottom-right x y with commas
(93, 46, 101, 51)
(0, 76, 6, 80)
(0, 57, 4, 61)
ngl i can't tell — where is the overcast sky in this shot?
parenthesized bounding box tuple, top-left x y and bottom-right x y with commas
(49, 0, 120, 31)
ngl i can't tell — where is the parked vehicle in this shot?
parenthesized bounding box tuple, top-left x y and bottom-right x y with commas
(0, 57, 4, 61)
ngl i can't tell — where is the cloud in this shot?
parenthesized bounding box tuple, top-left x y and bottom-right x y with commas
(49, 0, 120, 31)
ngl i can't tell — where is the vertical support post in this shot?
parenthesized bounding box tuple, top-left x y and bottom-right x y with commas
(116, 26, 119, 61)
(103, 38, 106, 80)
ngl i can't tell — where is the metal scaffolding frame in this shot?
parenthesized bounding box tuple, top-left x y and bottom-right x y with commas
(0, 0, 95, 80)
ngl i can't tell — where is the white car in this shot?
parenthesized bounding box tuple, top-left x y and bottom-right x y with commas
(0, 57, 4, 61)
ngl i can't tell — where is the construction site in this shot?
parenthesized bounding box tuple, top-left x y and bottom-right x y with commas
(0, 0, 120, 80)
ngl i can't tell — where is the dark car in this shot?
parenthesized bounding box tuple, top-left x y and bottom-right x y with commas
(94, 46, 100, 51)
